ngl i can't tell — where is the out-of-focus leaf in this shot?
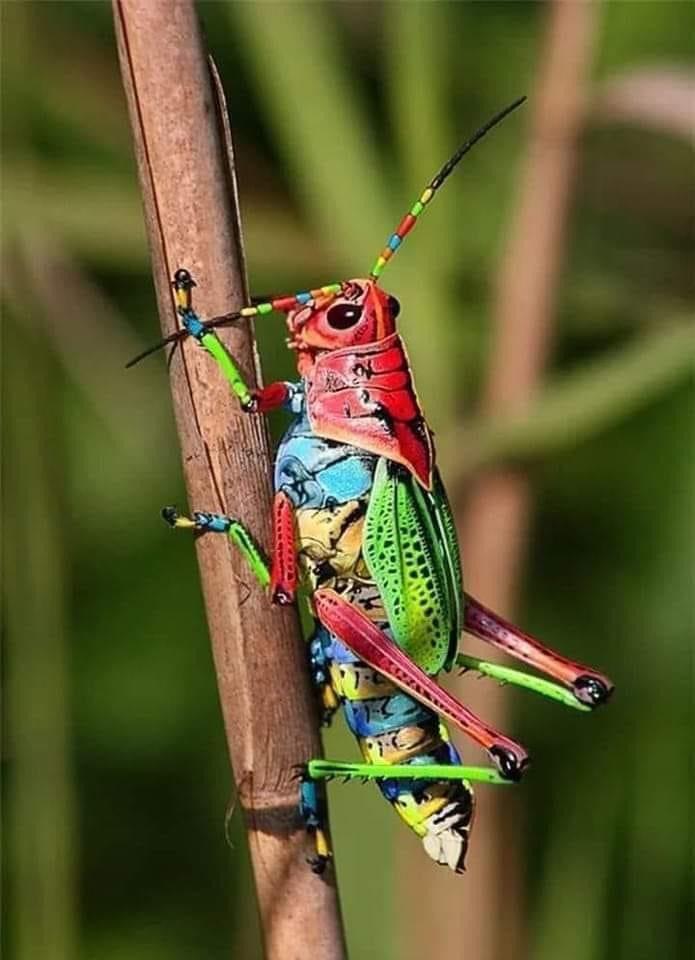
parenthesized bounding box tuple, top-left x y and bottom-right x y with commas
(3, 163, 147, 266)
(227, 1, 391, 271)
(441, 322, 695, 484)
(2, 162, 328, 275)
(3, 309, 78, 960)
(531, 774, 618, 960)
(595, 67, 695, 142)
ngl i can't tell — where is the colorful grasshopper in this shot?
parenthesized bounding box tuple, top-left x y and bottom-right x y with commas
(129, 98, 613, 874)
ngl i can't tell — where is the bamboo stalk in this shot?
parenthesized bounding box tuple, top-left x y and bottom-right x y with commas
(112, 3, 346, 957)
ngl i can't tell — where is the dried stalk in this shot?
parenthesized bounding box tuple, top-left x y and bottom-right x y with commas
(406, 3, 599, 960)
(112, 2, 346, 957)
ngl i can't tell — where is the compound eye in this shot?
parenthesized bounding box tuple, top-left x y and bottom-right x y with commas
(387, 295, 400, 319)
(326, 302, 363, 330)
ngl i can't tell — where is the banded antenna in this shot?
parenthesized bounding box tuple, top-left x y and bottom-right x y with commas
(369, 96, 526, 281)
(126, 97, 526, 369)
(126, 281, 343, 369)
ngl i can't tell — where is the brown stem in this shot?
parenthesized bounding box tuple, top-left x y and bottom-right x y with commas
(112, 3, 346, 957)
(458, 5, 599, 960)
(404, 3, 599, 960)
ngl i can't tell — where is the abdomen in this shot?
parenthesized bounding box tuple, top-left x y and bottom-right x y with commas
(276, 417, 474, 872)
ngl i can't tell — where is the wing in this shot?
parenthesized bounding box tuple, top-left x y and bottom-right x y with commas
(363, 457, 464, 675)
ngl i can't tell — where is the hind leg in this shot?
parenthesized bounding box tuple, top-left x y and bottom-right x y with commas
(454, 653, 591, 711)
(308, 626, 341, 727)
(463, 593, 614, 708)
(298, 773, 333, 875)
(305, 759, 509, 785)
(314, 587, 529, 781)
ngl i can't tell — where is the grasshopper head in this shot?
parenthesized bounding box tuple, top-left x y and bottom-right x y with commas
(286, 279, 400, 375)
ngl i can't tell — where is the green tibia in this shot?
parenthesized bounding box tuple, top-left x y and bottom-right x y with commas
(455, 653, 590, 711)
(364, 459, 459, 675)
(200, 331, 252, 407)
(307, 759, 510, 786)
(168, 510, 269, 588)
(227, 522, 270, 589)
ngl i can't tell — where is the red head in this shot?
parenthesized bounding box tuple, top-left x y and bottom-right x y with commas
(286, 279, 400, 376)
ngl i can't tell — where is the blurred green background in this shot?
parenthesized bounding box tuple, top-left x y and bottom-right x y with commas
(2, 2, 693, 959)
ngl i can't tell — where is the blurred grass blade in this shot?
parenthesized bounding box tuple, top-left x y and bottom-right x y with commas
(2, 163, 322, 275)
(227, 1, 391, 271)
(4, 299, 78, 960)
(618, 728, 689, 960)
(384, 3, 455, 268)
(596, 67, 695, 141)
(442, 322, 695, 483)
(531, 777, 617, 960)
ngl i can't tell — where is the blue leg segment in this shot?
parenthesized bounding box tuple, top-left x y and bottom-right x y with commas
(299, 774, 333, 874)
(308, 627, 340, 727)
(161, 506, 270, 588)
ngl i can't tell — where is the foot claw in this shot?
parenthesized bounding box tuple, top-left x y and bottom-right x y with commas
(572, 674, 614, 708)
(161, 505, 179, 527)
(307, 855, 330, 875)
(271, 587, 295, 606)
(489, 745, 528, 783)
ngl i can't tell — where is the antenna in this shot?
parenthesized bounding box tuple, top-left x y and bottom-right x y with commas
(369, 96, 526, 281)
(125, 281, 343, 369)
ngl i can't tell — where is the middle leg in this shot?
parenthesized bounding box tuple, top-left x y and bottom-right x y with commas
(162, 496, 300, 609)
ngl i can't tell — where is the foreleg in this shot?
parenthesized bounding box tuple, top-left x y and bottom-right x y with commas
(186, 314, 292, 415)
(464, 594, 614, 709)
(313, 588, 529, 782)
(173, 273, 296, 414)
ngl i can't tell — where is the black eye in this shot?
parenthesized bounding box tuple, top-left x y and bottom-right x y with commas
(327, 302, 363, 330)
(388, 296, 400, 319)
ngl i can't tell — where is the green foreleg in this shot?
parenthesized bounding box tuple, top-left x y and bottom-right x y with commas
(199, 331, 253, 408)
(176, 298, 253, 408)
(162, 507, 270, 588)
(306, 759, 511, 786)
(455, 653, 590, 712)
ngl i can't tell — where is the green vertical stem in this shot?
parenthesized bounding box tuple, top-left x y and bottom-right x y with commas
(3, 304, 78, 960)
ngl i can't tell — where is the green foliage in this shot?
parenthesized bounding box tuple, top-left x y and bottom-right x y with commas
(2, 3, 692, 960)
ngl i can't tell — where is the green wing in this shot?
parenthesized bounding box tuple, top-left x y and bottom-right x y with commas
(363, 458, 464, 675)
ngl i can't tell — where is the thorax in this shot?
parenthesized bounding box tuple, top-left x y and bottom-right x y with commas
(274, 382, 378, 593)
